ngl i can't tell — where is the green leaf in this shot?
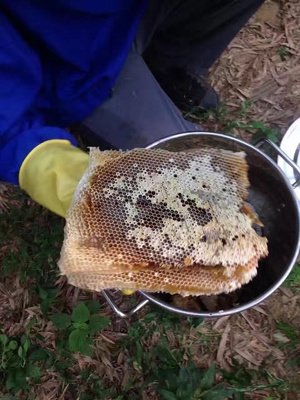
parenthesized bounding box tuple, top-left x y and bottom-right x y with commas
(69, 329, 93, 356)
(73, 322, 89, 330)
(38, 287, 48, 300)
(80, 341, 93, 357)
(69, 329, 87, 351)
(89, 315, 110, 335)
(285, 263, 300, 288)
(6, 368, 27, 391)
(30, 349, 49, 362)
(276, 321, 299, 341)
(8, 340, 18, 350)
(188, 317, 204, 328)
(143, 312, 157, 323)
(200, 363, 216, 390)
(21, 336, 30, 353)
(249, 121, 265, 130)
(26, 364, 41, 380)
(50, 313, 71, 330)
(17, 346, 24, 359)
(0, 334, 8, 346)
(71, 303, 90, 323)
(41, 298, 53, 314)
(86, 300, 101, 314)
(233, 392, 245, 400)
(158, 389, 178, 400)
(202, 385, 234, 400)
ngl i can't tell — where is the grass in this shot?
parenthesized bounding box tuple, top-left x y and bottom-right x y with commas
(0, 184, 299, 399)
(184, 100, 281, 144)
(285, 263, 300, 289)
(277, 46, 293, 62)
(0, 190, 63, 285)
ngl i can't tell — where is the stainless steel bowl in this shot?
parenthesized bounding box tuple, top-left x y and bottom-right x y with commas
(103, 132, 300, 318)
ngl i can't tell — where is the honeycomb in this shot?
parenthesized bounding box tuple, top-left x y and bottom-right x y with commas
(58, 147, 268, 296)
(65, 256, 260, 297)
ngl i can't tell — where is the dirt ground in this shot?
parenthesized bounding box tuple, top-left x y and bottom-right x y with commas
(208, 0, 300, 136)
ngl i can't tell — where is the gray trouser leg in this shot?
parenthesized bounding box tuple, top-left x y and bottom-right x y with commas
(79, 0, 265, 148)
(80, 0, 198, 150)
(142, 0, 265, 74)
(82, 52, 198, 149)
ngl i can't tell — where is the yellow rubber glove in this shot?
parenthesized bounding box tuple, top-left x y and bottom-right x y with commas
(122, 289, 135, 295)
(19, 140, 135, 295)
(19, 139, 88, 218)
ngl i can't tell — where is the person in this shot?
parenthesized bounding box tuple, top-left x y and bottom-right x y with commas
(0, 0, 265, 218)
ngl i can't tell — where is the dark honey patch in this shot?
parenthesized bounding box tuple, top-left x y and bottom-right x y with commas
(177, 194, 212, 226)
(135, 195, 184, 229)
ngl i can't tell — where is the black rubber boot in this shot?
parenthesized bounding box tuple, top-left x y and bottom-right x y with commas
(150, 67, 219, 112)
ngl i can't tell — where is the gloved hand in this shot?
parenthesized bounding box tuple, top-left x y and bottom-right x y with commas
(19, 139, 89, 218)
(19, 139, 135, 295)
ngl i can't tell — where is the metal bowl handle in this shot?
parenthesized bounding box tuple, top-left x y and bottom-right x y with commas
(255, 138, 300, 188)
(102, 290, 149, 318)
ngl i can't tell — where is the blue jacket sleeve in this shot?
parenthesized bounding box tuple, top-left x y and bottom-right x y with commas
(0, 11, 76, 185)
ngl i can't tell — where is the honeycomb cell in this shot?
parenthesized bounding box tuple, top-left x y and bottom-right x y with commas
(65, 255, 260, 297)
(58, 147, 268, 296)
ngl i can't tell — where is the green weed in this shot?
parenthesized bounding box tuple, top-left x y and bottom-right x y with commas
(38, 286, 58, 314)
(276, 321, 299, 344)
(50, 302, 110, 356)
(0, 332, 44, 392)
(223, 366, 290, 399)
(121, 314, 298, 400)
(285, 263, 300, 288)
(186, 101, 281, 144)
(145, 308, 182, 331)
(157, 362, 234, 400)
(275, 320, 300, 368)
(249, 120, 280, 144)
(121, 319, 235, 399)
(277, 46, 293, 61)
